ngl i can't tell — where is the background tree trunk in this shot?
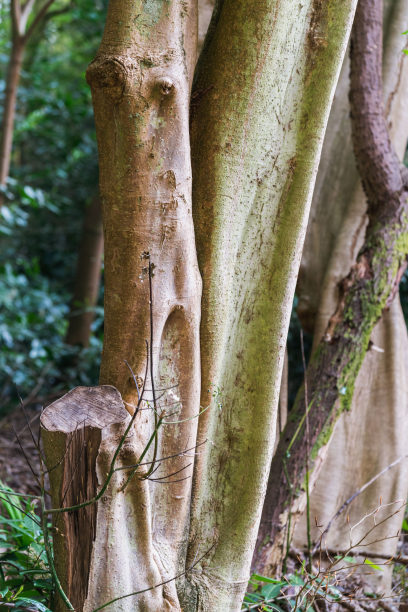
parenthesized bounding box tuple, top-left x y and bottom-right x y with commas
(0, 0, 59, 205)
(65, 194, 104, 347)
(0, 36, 24, 190)
(197, 0, 213, 52)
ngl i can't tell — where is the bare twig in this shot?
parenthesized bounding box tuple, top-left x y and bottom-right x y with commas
(313, 456, 408, 553)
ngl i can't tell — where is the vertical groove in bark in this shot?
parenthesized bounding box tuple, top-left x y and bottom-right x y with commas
(87, 1, 199, 608)
(254, 0, 408, 578)
(65, 194, 103, 347)
(184, 0, 357, 608)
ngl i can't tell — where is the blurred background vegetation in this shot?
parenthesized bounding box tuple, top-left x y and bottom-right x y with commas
(0, 0, 107, 413)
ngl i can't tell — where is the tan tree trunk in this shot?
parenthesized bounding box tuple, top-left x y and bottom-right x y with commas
(86, 2, 201, 609)
(65, 195, 104, 347)
(0, 38, 24, 190)
(42, 0, 357, 610)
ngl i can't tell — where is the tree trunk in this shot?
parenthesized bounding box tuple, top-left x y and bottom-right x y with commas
(183, 0, 357, 608)
(40, 386, 158, 612)
(254, 0, 408, 577)
(65, 195, 104, 347)
(86, 1, 201, 609)
(42, 1, 357, 610)
(0, 0, 59, 205)
(290, 0, 408, 594)
(0, 37, 24, 193)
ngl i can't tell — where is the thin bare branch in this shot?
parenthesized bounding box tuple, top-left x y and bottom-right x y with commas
(313, 456, 408, 553)
(146, 462, 192, 482)
(12, 425, 42, 489)
(24, 0, 57, 41)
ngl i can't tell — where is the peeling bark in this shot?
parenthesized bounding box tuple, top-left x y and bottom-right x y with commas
(254, 0, 408, 577)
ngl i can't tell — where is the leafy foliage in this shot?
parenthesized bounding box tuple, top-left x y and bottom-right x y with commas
(0, 482, 52, 611)
(243, 572, 342, 611)
(0, 0, 108, 412)
(0, 257, 103, 408)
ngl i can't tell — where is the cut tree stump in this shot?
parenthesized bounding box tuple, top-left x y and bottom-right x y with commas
(40, 385, 150, 612)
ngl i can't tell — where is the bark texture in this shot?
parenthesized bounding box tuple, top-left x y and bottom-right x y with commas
(184, 0, 357, 608)
(254, 0, 408, 577)
(86, 1, 200, 609)
(65, 195, 104, 347)
(80, 0, 357, 610)
(291, 0, 408, 593)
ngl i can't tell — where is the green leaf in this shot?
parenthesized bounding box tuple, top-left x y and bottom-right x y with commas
(14, 597, 52, 611)
(251, 574, 282, 584)
(260, 583, 283, 599)
(364, 559, 383, 571)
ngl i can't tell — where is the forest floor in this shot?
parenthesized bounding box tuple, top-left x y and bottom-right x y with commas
(0, 403, 42, 496)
